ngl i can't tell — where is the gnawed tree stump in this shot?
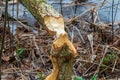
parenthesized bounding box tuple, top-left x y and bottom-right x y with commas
(18, 0, 78, 80)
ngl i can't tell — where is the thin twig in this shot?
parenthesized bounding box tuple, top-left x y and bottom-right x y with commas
(73, 25, 85, 43)
(95, 45, 109, 75)
(76, 58, 120, 71)
(0, 0, 8, 79)
(33, 36, 45, 65)
(112, 56, 118, 72)
(111, 0, 114, 43)
(67, 0, 107, 23)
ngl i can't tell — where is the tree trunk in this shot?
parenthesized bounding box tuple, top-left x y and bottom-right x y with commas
(0, 0, 2, 20)
(18, 0, 78, 80)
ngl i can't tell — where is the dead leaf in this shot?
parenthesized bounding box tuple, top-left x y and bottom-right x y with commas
(2, 56, 10, 62)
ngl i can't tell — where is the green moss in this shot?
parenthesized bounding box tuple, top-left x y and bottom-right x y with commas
(103, 51, 117, 64)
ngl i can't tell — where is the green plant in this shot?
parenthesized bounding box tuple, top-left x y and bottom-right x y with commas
(16, 46, 26, 56)
(103, 51, 117, 64)
(37, 72, 45, 80)
(74, 77, 85, 80)
(73, 74, 98, 80)
(90, 74, 98, 80)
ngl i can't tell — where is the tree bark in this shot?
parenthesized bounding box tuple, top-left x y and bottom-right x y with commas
(18, 0, 78, 80)
(0, 0, 2, 20)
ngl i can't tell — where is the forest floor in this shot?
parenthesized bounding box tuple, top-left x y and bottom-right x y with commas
(1, 15, 120, 80)
(0, 0, 120, 80)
